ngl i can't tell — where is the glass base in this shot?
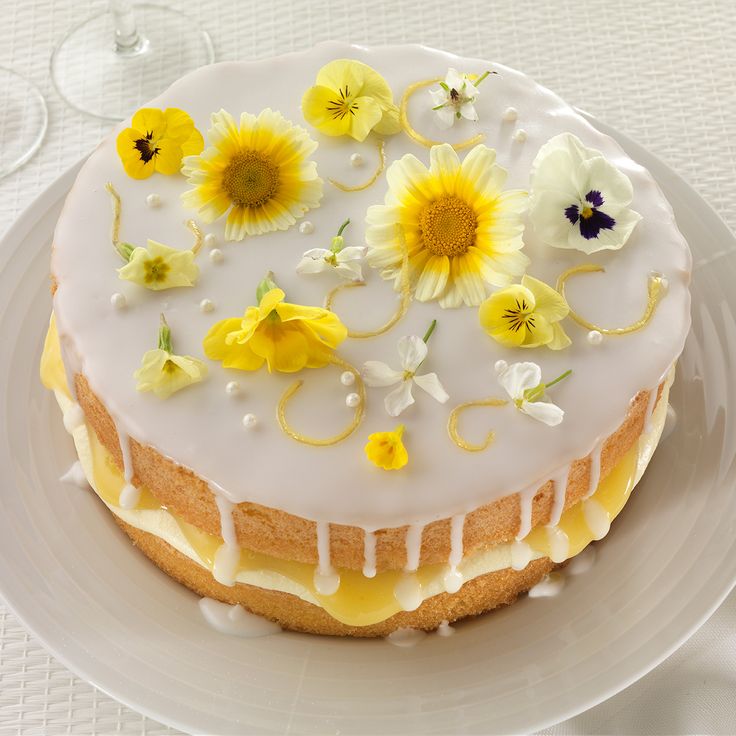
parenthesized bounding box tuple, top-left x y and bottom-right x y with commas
(0, 68, 48, 178)
(50, 4, 214, 121)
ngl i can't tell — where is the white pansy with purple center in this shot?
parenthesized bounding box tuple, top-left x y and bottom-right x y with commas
(529, 133, 642, 254)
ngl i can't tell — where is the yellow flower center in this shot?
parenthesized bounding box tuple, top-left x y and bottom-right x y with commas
(419, 196, 478, 257)
(501, 297, 536, 334)
(326, 86, 358, 120)
(221, 151, 280, 208)
(144, 256, 170, 284)
(580, 204, 594, 219)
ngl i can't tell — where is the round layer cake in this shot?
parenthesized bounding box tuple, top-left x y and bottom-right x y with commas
(43, 42, 691, 636)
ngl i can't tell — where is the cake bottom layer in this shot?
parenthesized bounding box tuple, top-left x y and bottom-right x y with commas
(116, 514, 557, 637)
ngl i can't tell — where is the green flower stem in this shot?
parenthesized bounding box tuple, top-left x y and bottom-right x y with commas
(524, 369, 572, 403)
(256, 271, 278, 302)
(544, 369, 572, 390)
(473, 70, 494, 86)
(158, 314, 173, 353)
(336, 218, 351, 237)
(422, 319, 438, 344)
(115, 241, 135, 262)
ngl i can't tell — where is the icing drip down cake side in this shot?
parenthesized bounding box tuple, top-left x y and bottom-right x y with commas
(42, 42, 691, 636)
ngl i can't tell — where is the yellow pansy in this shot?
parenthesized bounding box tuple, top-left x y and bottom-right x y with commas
(203, 274, 347, 373)
(365, 143, 529, 308)
(116, 107, 204, 179)
(135, 316, 208, 399)
(302, 59, 400, 141)
(478, 274, 571, 350)
(364, 424, 409, 470)
(118, 240, 199, 290)
(181, 108, 323, 241)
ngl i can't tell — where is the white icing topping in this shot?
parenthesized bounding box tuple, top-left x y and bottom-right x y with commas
(546, 525, 570, 564)
(212, 542, 240, 587)
(393, 573, 423, 611)
(643, 385, 659, 434)
(199, 598, 281, 637)
(662, 404, 677, 441)
(314, 521, 340, 595)
(547, 465, 569, 528)
(437, 620, 455, 637)
(404, 523, 423, 572)
(528, 572, 565, 598)
(566, 544, 597, 575)
(584, 440, 604, 499)
(119, 483, 140, 509)
(515, 485, 536, 540)
(60, 460, 89, 489)
(443, 513, 465, 593)
(62, 402, 85, 433)
(50, 43, 691, 531)
(362, 529, 377, 578)
(110, 292, 127, 310)
(583, 498, 611, 540)
(386, 627, 426, 647)
(510, 540, 533, 571)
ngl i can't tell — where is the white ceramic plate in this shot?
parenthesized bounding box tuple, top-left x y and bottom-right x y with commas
(1, 118, 735, 735)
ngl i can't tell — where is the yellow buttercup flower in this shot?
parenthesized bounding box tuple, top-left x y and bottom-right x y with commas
(116, 107, 204, 179)
(118, 240, 199, 290)
(181, 108, 323, 241)
(135, 316, 208, 399)
(203, 274, 347, 373)
(302, 59, 400, 141)
(478, 274, 571, 350)
(365, 143, 529, 308)
(364, 424, 409, 470)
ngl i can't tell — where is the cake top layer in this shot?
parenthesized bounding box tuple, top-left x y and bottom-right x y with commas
(51, 42, 691, 529)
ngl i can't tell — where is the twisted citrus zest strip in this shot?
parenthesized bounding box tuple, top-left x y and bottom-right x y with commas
(324, 225, 411, 339)
(556, 264, 667, 335)
(277, 356, 365, 446)
(105, 182, 202, 256)
(399, 78, 485, 151)
(328, 139, 386, 192)
(447, 398, 508, 452)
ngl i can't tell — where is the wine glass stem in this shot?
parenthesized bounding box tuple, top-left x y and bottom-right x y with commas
(111, 0, 146, 55)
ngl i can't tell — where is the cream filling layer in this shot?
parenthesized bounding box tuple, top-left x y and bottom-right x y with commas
(51, 372, 672, 626)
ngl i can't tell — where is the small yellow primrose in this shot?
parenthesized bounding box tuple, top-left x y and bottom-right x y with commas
(135, 315, 208, 399)
(479, 274, 571, 350)
(118, 239, 199, 290)
(116, 107, 204, 179)
(364, 424, 409, 470)
(302, 59, 401, 141)
(203, 272, 348, 373)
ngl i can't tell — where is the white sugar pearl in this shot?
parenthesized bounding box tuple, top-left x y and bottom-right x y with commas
(299, 221, 314, 235)
(494, 359, 508, 374)
(345, 392, 361, 408)
(209, 248, 224, 263)
(242, 413, 257, 428)
(587, 330, 603, 345)
(110, 292, 127, 309)
(203, 233, 217, 248)
(513, 128, 528, 143)
(146, 193, 161, 208)
(225, 381, 240, 396)
(350, 153, 364, 167)
(199, 298, 215, 313)
(502, 107, 518, 122)
(340, 371, 355, 386)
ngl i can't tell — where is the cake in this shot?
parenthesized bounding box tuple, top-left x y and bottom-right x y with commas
(41, 42, 691, 637)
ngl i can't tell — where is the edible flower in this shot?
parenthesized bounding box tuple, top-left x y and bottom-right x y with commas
(296, 218, 366, 281)
(301, 59, 401, 141)
(117, 239, 200, 290)
(362, 320, 449, 417)
(529, 133, 642, 253)
(134, 315, 208, 399)
(364, 424, 409, 470)
(203, 272, 347, 373)
(116, 107, 204, 179)
(495, 360, 570, 426)
(181, 108, 323, 241)
(365, 143, 528, 308)
(428, 69, 492, 128)
(478, 274, 571, 350)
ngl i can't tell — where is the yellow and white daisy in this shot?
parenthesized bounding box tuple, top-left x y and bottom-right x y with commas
(181, 108, 323, 241)
(365, 143, 529, 308)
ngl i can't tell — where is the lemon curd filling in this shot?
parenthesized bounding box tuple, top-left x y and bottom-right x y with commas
(41, 316, 670, 627)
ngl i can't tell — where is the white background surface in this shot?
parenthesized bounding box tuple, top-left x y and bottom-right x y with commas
(0, 0, 734, 733)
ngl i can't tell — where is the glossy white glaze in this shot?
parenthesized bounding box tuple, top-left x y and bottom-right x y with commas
(198, 598, 281, 637)
(50, 42, 691, 531)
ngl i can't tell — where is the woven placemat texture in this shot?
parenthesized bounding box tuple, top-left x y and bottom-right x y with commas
(0, 0, 734, 733)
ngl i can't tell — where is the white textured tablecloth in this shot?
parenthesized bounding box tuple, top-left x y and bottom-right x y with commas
(1, 1, 735, 733)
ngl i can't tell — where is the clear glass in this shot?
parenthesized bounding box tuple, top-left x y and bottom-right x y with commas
(0, 68, 48, 178)
(50, 2, 215, 121)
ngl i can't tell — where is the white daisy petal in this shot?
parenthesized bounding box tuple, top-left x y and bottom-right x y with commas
(413, 372, 450, 403)
(497, 362, 542, 401)
(397, 335, 428, 372)
(521, 400, 564, 426)
(362, 361, 404, 387)
(385, 380, 415, 417)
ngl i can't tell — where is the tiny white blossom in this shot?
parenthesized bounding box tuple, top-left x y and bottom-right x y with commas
(296, 219, 365, 281)
(496, 361, 566, 427)
(429, 68, 486, 129)
(363, 333, 449, 417)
